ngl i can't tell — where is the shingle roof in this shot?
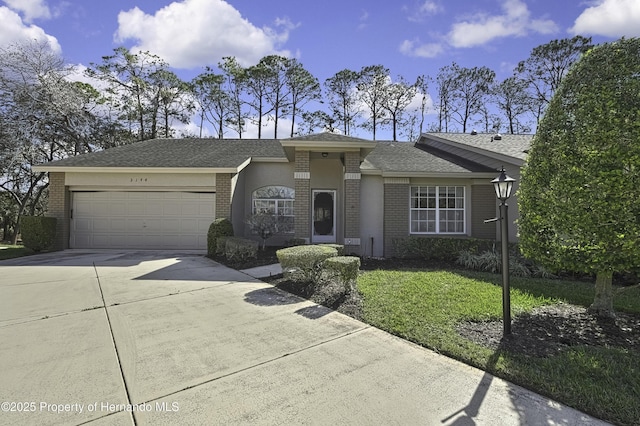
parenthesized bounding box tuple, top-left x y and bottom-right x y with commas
(423, 132, 532, 160)
(286, 132, 368, 143)
(44, 138, 286, 169)
(362, 141, 496, 174)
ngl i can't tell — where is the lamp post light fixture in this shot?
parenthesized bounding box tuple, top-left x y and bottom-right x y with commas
(491, 167, 516, 335)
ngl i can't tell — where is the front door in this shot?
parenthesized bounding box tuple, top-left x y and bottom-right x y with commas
(312, 190, 336, 243)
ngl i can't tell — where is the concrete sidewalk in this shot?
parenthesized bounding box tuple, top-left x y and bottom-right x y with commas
(0, 250, 609, 425)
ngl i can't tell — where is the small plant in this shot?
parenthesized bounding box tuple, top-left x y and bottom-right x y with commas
(19, 216, 56, 252)
(207, 218, 234, 256)
(246, 212, 279, 250)
(277, 245, 338, 284)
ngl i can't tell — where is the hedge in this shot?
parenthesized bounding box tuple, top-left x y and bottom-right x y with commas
(223, 237, 258, 262)
(19, 216, 57, 252)
(392, 236, 502, 261)
(276, 245, 338, 284)
(323, 256, 361, 293)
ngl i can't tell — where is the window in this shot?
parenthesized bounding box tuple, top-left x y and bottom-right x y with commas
(410, 186, 465, 234)
(252, 186, 295, 233)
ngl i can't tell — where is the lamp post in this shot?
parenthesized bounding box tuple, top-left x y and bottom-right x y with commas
(491, 167, 516, 335)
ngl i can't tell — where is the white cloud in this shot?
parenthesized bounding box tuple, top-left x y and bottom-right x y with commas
(115, 0, 293, 69)
(447, 0, 558, 48)
(405, 1, 443, 22)
(358, 10, 369, 30)
(0, 6, 60, 52)
(569, 0, 640, 37)
(399, 39, 444, 58)
(2, 0, 51, 22)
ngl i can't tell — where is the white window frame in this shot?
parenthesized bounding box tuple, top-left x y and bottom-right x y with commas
(409, 185, 466, 234)
(252, 186, 295, 234)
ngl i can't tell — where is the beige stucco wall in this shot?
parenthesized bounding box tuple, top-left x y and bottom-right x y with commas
(360, 175, 384, 257)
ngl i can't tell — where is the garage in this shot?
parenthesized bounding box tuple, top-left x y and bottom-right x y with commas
(71, 191, 215, 249)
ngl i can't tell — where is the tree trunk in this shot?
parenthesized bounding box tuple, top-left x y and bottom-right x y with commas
(588, 271, 614, 317)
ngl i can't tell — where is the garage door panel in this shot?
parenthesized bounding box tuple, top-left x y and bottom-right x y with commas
(71, 192, 215, 249)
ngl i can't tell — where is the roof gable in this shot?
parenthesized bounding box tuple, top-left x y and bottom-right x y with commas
(420, 132, 532, 163)
(361, 141, 497, 176)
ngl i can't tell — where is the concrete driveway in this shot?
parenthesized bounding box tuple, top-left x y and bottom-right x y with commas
(0, 250, 609, 425)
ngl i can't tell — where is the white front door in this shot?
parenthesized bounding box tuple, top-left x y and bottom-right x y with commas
(312, 190, 336, 243)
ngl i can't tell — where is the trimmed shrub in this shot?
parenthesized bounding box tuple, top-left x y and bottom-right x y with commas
(224, 237, 258, 262)
(207, 218, 234, 255)
(392, 237, 499, 261)
(323, 256, 361, 293)
(318, 243, 345, 255)
(277, 245, 338, 284)
(216, 236, 231, 255)
(19, 216, 57, 252)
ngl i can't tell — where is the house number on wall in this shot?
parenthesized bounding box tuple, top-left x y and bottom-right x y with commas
(130, 178, 149, 183)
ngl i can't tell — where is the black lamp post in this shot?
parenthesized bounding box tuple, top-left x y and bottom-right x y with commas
(491, 167, 516, 335)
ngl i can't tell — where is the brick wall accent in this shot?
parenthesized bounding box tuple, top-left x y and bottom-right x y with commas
(471, 184, 497, 239)
(47, 172, 70, 250)
(383, 181, 410, 257)
(294, 150, 310, 241)
(215, 173, 232, 219)
(343, 151, 360, 252)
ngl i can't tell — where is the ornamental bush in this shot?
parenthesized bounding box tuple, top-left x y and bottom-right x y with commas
(223, 237, 258, 262)
(207, 218, 234, 255)
(216, 236, 231, 255)
(19, 216, 57, 252)
(276, 245, 338, 284)
(323, 256, 361, 293)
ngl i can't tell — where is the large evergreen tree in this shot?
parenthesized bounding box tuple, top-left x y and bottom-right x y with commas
(518, 37, 640, 317)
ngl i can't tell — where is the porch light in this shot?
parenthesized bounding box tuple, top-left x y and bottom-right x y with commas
(491, 167, 515, 202)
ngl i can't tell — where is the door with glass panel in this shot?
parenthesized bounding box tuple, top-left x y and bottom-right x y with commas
(312, 190, 336, 243)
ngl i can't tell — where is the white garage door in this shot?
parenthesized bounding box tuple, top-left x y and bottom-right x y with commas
(71, 192, 216, 249)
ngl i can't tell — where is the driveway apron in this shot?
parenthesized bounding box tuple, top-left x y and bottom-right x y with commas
(0, 250, 610, 425)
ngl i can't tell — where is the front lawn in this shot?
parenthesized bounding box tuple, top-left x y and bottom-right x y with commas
(358, 269, 640, 426)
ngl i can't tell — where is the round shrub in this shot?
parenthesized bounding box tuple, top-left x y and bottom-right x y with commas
(207, 218, 234, 255)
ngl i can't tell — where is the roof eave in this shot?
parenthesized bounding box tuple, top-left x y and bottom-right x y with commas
(32, 166, 239, 174)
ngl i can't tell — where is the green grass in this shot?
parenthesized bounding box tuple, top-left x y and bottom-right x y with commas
(0, 245, 35, 260)
(357, 268, 640, 426)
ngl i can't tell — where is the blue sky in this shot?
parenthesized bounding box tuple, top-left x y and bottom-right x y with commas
(2, 0, 639, 138)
